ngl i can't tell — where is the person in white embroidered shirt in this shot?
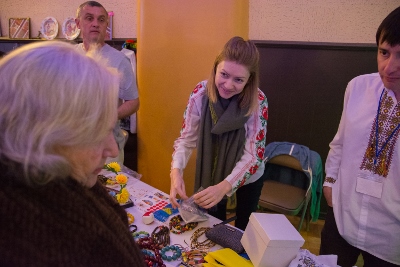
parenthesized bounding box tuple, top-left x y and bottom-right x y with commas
(319, 6, 400, 267)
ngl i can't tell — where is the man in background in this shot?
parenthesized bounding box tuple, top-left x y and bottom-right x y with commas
(320, 6, 400, 267)
(75, 1, 139, 165)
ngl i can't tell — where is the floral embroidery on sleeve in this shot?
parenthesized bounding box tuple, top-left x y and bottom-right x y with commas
(232, 90, 268, 191)
(179, 83, 203, 134)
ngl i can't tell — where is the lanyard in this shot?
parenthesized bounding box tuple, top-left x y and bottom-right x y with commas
(374, 89, 400, 164)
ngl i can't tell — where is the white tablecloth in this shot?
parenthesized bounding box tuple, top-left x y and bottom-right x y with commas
(103, 170, 223, 267)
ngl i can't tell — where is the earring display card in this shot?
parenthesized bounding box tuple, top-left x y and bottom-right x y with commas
(9, 18, 30, 39)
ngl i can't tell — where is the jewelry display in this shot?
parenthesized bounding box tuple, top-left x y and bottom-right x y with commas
(151, 225, 170, 247)
(169, 215, 198, 234)
(190, 227, 216, 250)
(160, 245, 182, 261)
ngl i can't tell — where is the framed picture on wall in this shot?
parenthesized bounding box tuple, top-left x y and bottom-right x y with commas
(9, 18, 30, 39)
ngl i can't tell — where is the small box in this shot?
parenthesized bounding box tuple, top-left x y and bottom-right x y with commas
(241, 213, 304, 267)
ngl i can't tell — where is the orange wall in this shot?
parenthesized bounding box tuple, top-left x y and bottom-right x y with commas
(137, 0, 249, 194)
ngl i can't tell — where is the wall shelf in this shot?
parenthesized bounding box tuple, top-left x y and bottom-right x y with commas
(0, 38, 136, 53)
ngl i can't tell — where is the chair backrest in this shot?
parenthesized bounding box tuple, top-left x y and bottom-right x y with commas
(267, 154, 303, 172)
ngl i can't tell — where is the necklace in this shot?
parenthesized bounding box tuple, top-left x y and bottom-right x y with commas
(151, 225, 170, 247)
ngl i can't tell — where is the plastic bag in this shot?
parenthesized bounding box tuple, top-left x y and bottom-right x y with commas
(178, 188, 208, 223)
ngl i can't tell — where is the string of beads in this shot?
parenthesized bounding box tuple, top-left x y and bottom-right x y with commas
(137, 236, 162, 250)
(169, 215, 198, 234)
(190, 227, 216, 250)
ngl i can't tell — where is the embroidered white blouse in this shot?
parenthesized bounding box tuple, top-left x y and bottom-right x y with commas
(325, 73, 400, 264)
(171, 81, 268, 196)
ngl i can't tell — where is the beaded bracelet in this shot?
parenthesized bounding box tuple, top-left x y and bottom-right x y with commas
(132, 230, 149, 241)
(141, 248, 165, 267)
(160, 245, 182, 261)
(182, 249, 208, 266)
(137, 236, 161, 250)
(127, 212, 135, 224)
(169, 215, 198, 234)
(129, 224, 138, 233)
(151, 225, 170, 247)
(190, 227, 215, 250)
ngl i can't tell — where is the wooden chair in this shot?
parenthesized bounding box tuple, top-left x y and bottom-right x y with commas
(258, 154, 311, 231)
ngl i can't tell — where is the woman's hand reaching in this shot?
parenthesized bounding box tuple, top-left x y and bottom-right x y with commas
(169, 168, 188, 208)
(193, 180, 232, 209)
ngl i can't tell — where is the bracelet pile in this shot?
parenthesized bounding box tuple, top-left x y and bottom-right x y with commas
(169, 215, 198, 234)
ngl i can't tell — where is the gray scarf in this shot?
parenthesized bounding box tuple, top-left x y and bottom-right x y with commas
(195, 94, 249, 191)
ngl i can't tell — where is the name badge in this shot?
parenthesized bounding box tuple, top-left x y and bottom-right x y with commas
(356, 175, 383, 199)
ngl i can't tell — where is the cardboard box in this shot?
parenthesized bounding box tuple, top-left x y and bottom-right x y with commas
(241, 213, 305, 267)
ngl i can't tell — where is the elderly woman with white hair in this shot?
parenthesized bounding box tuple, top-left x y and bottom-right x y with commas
(0, 41, 145, 266)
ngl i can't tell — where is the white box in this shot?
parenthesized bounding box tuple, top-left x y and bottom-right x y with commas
(241, 213, 305, 267)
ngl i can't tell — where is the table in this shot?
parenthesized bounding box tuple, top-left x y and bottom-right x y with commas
(102, 169, 223, 267)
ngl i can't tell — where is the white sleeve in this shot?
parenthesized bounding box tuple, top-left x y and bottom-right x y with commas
(325, 80, 353, 185)
(171, 83, 205, 170)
